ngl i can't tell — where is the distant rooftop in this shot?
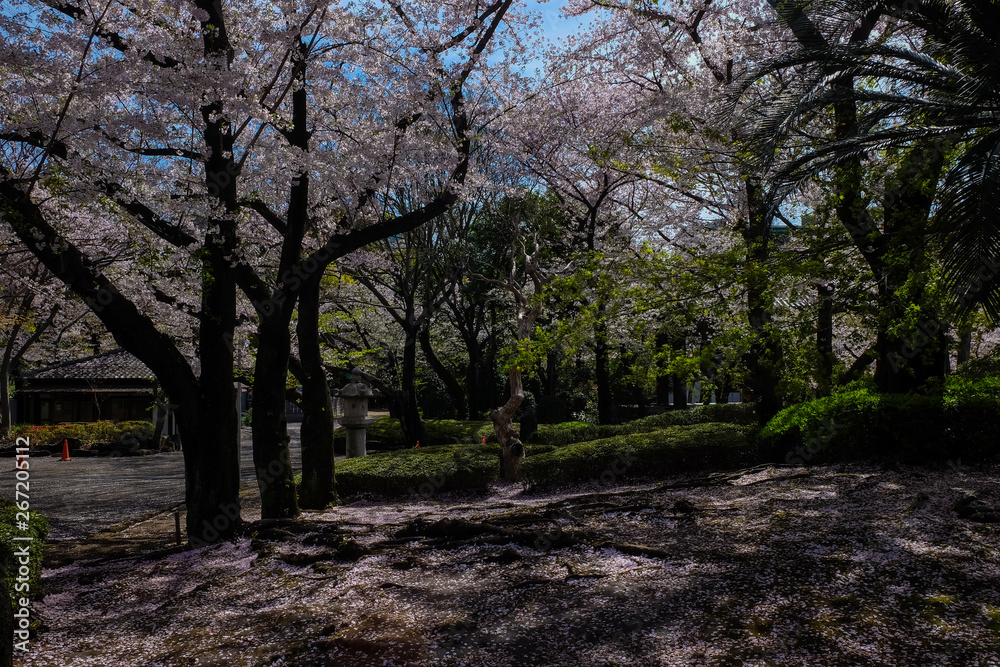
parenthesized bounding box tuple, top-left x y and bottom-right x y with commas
(26, 349, 156, 382)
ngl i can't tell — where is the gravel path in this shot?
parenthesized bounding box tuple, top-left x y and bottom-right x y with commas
(2, 425, 303, 540)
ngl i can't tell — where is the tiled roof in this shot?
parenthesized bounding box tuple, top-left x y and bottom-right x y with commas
(26, 349, 156, 381)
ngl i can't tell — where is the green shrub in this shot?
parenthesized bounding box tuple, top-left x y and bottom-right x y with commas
(598, 403, 757, 437)
(335, 417, 494, 447)
(520, 423, 758, 487)
(9, 421, 155, 448)
(334, 443, 499, 498)
(527, 421, 601, 447)
(761, 384, 1000, 464)
(955, 352, 1000, 380)
(524, 405, 758, 449)
(0, 500, 48, 605)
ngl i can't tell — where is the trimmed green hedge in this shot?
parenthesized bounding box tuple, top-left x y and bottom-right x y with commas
(761, 381, 1000, 464)
(525, 404, 757, 447)
(527, 421, 601, 447)
(334, 417, 494, 448)
(9, 421, 155, 448)
(342, 405, 758, 453)
(0, 500, 47, 605)
(521, 423, 758, 487)
(330, 422, 755, 498)
(334, 443, 500, 498)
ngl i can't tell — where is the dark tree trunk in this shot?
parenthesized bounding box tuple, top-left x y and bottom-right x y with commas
(671, 375, 688, 410)
(179, 390, 242, 546)
(0, 327, 19, 440)
(816, 282, 835, 397)
(249, 299, 300, 518)
(253, 40, 317, 514)
(297, 271, 337, 509)
(958, 329, 973, 366)
(1, 180, 242, 546)
(872, 145, 948, 393)
(655, 330, 672, 406)
(419, 326, 467, 419)
(594, 315, 615, 424)
(399, 324, 428, 446)
(671, 334, 689, 410)
(742, 178, 784, 425)
(463, 333, 485, 419)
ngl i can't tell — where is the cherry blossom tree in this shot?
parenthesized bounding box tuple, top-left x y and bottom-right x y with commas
(0, 0, 533, 536)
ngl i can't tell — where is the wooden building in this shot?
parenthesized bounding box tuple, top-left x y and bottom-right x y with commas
(15, 349, 161, 425)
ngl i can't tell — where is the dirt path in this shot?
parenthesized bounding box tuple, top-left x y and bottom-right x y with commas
(23, 462, 1000, 666)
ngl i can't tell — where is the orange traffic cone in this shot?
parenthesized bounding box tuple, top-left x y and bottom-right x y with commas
(60, 439, 71, 461)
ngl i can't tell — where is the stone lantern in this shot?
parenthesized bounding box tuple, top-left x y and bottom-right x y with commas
(335, 369, 377, 458)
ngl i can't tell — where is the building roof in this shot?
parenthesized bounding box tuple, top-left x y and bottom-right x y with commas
(25, 349, 157, 382)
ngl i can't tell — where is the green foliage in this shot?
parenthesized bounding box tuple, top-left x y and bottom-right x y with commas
(241, 408, 252, 427)
(599, 403, 758, 436)
(527, 421, 602, 447)
(955, 352, 1000, 380)
(526, 404, 757, 447)
(761, 383, 1000, 464)
(9, 421, 156, 447)
(520, 423, 758, 487)
(334, 416, 495, 447)
(335, 443, 500, 497)
(0, 500, 48, 604)
(333, 423, 756, 497)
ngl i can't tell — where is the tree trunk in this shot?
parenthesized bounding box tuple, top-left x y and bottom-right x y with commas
(419, 326, 467, 419)
(0, 329, 19, 440)
(493, 368, 525, 481)
(816, 282, 835, 397)
(872, 145, 948, 393)
(958, 328, 973, 366)
(1, 179, 242, 546)
(595, 316, 615, 424)
(297, 272, 337, 509)
(399, 324, 428, 446)
(670, 335, 688, 410)
(187, 215, 243, 542)
(655, 330, 672, 407)
(178, 393, 242, 546)
(251, 301, 300, 519)
(743, 177, 784, 425)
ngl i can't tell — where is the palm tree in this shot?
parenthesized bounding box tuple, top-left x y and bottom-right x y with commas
(736, 0, 1000, 389)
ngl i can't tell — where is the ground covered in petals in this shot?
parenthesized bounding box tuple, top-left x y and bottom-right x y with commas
(26, 463, 1000, 666)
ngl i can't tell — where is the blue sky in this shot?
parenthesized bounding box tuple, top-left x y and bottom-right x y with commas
(528, 0, 592, 41)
